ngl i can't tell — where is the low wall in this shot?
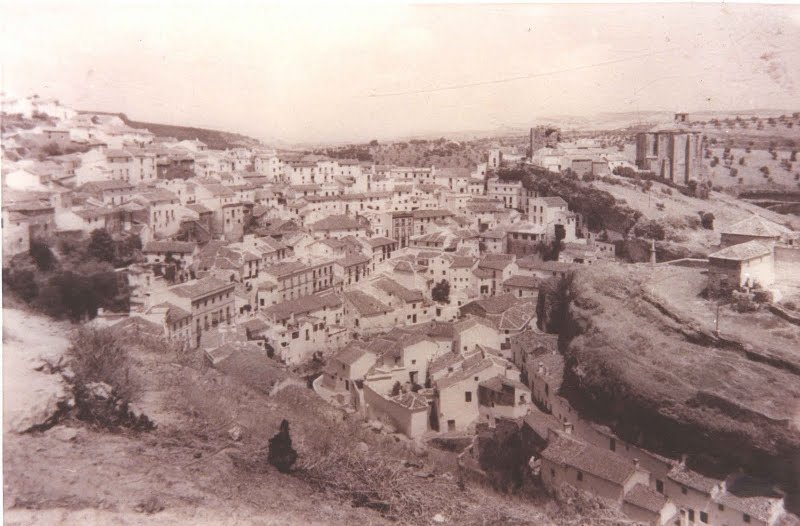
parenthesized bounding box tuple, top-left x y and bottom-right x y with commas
(362, 383, 428, 438)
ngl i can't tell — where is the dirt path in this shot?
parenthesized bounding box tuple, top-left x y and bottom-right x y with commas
(3, 308, 73, 434)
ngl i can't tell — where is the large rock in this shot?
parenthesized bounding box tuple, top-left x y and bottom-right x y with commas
(6, 374, 73, 434)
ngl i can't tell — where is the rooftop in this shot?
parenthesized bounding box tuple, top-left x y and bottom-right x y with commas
(343, 289, 391, 317)
(708, 240, 773, 261)
(169, 276, 233, 300)
(721, 215, 792, 238)
(542, 431, 638, 486)
(623, 483, 668, 513)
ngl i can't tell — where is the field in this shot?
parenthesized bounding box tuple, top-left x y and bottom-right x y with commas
(591, 176, 800, 255)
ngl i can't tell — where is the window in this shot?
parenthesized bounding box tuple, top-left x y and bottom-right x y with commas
(717, 504, 724, 512)
(743, 514, 750, 523)
(699, 511, 708, 524)
(681, 487, 688, 495)
(291, 331, 299, 340)
(656, 479, 664, 494)
(576, 471, 583, 482)
(465, 392, 472, 402)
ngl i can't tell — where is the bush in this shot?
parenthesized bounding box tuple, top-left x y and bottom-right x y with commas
(633, 219, 666, 241)
(731, 293, 758, 313)
(699, 212, 715, 230)
(4, 268, 39, 302)
(87, 229, 116, 263)
(30, 238, 56, 271)
(753, 290, 772, 304)
(67, 327, 140, 401)
(431, 279, 450, 303)
(268, 419, 298, 473)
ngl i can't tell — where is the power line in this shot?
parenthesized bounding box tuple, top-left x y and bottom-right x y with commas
(366, 47, 681, 98)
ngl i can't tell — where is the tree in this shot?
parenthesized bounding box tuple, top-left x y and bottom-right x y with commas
(30, 238, 56, 271)
(267, 419, 298, 474)
(87, 229, 116, 263)
(432, 279, 450, 303)
(390, 381, 403, 396)
(5, 269, 38, 302)
(699, 212, 715, 230)
(536, 272, 577, 338)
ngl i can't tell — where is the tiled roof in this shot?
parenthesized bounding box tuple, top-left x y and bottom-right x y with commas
(479, 375, 529, 393)
(503, 275, 541, 289)
(169, 276, 233, 299)
(436, 356, 495, 390)
(309, 215, 364, 232)
(479, 254, 515, 271)
(708, 240, 772, 261)
(714, 475, 783, 521)
(538, 196, 568, 207)
(343, 290, 391, 317)
(722, 215, 791, 238)
(522, 410, 561, 440)
(429, 351, 464, 376)
(412, 209, 453, 219)
(143, 241, 196, 254)
(373, 278, 424, 303)
(262, 290, 342, 322)
(335, 344, 371, 366)
(261, 260, 309, 278)
(149, 302, 192, 323)
(543, 431, 637, 486)
(335, 253, 371, 267)
(667, 464, 719, 494)
(624, 483, 667, 513)
(464, 294, 520, 315)
(365, 236, 395, 247)
(80, 180, 134, 192)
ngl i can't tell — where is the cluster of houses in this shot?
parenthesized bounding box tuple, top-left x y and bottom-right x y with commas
(481, 331, 792, 526)
(2, 96, 795, 526)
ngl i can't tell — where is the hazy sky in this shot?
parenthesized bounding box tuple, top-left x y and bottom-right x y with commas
(2, 2, 799, 144)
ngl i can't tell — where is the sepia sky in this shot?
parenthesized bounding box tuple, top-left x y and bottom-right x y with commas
(1, 1, 799, 144)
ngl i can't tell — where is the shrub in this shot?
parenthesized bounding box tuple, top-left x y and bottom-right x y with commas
(30, 238, 56, 271)
(431, 279, 450, 303)
(268, 419, 298, 473)
(67, 327, 140, 401)
(5, 268, 39, 302)
(633, 219, 666, 241)
(699, 212, 715, 230)
(731, 293, 758, 313)
(87, 229, 116, 263)
(753, 290, 772, 304)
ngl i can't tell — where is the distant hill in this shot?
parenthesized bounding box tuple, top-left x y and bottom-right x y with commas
(78, 111, 264, 150)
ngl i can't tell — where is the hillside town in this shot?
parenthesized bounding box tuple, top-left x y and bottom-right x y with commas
(3, 91, 800, 526)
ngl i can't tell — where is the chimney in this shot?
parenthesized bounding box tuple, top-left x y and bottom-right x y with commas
(563, 422, 573, 435)
(650, 239, 657, 266)
(633, 458, 640, 469)
(679, 453, 688, 467)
